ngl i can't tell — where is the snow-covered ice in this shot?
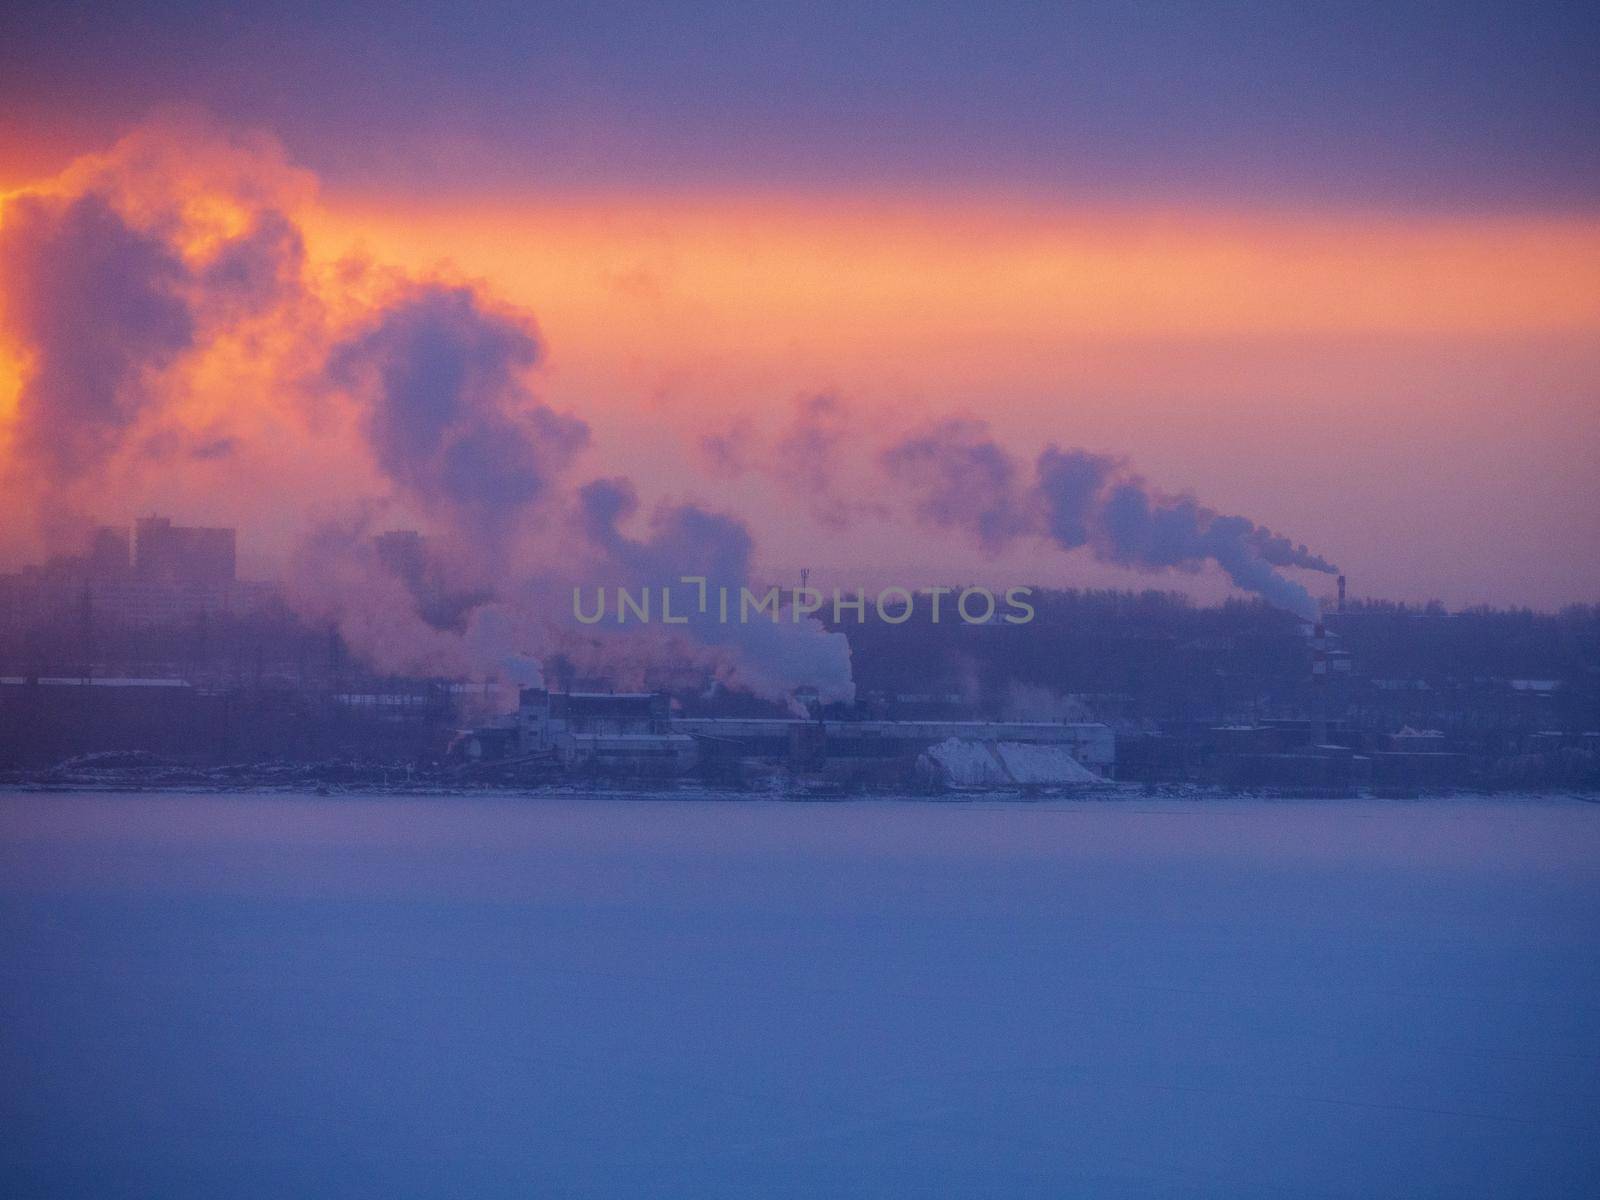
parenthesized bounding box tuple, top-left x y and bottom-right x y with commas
(1, 791, 1597, 1198)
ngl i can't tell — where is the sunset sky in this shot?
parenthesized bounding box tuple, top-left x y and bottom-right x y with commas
(1, 1, 1596, 610)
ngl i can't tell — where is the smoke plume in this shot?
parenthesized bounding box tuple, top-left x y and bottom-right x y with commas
(327, 283, 589, 565)
(880, 417, 1036, 553)
(699, 393, 887, 530)
(884, 420, 1337, 619)
(577, 478, 854, 702)
(0, 192, 195, 482)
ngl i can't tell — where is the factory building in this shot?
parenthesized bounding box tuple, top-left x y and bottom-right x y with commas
(510, 689, 1115, 784)
(516, 689, 696, 776)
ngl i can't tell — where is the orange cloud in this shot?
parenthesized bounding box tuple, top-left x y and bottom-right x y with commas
(310, 193, 1600, 345)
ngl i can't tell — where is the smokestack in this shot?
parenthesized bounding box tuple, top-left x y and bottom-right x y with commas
(1337, 574, 1346, 614)
(1311, 621, 1328, 746)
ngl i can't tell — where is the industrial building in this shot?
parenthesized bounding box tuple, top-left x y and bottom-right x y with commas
(516, 690, 697, 776)
(504, 688, 1115, 784)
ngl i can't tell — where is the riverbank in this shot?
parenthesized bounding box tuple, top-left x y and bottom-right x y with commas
(1, 756, 1592, 803)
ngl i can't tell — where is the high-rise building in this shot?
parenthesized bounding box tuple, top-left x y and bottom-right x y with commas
(87, 526, 132, 576)
(134, 517, 237, 584)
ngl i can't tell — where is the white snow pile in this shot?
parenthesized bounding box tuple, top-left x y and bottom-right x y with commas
(919, 737, 1103, 788)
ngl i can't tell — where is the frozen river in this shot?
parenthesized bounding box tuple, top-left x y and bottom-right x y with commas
(2, 791, 1597, 1197)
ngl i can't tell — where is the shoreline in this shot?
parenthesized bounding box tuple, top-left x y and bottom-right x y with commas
(2, 772, 1593, 803)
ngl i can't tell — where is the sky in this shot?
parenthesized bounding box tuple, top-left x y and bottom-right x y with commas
(3, 2, 1597, 206)
(0, 1, 1597, 623)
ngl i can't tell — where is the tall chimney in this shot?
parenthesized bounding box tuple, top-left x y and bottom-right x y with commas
(1311, 622, 1329, 746)
(1336, 574, 1346, 614)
